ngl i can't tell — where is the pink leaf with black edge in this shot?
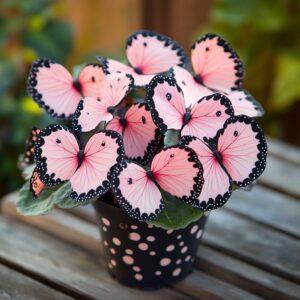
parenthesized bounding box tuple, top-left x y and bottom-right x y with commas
(99, 58, 154, 87)
(146, 75, 186, 134)
(151, 146, 204, 205)
(27, 58, 81, 118)
(126, 30, 187, 74)
(35, 125, 125, 201)
(180, 115, 267, 211)
(22, 127, 41, 166)
(34, 124, 80, 187)
(72, 73, 134, 132)
(216, 115, 267, 187)
(70, 130, 125, 201)
(180, 136, 232, 211)
(30, 167, 46, 198)
(77, 64, 106, 98)
(171, 66, 213, 107)
(110, 161, 164, 221)
(106, 103, 162, 165)
(99, 30, 188, 87)
(27, 59, 106, 119)
(181, 93, 234, 140)
(191, 33, 244, 93)
(227, 89, 264, 118)
(110, 146, 203, 221)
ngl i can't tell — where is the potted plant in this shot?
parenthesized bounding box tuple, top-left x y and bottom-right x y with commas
(17, 30, 267, 289)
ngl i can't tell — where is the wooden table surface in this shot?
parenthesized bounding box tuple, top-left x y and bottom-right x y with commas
(1, 137, 300, 300)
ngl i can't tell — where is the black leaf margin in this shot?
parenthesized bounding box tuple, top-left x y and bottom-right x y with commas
(110, 145, 204, 221)
(34, 124, 125, 202)
(180, 135, 233, 211)
(191, 33, 244, 90)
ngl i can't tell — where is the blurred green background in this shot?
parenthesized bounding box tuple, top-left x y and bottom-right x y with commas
(0, 0, 299, 196)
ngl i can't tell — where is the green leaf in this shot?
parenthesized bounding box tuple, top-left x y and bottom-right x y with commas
(164, 129, 180, 147)
(149, 191, 203, 230)
(271, 53, 300, 111)
(21, 163, 35, 180)
(17, 182, 71, 215)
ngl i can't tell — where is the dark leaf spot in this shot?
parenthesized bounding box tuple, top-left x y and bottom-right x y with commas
(142, 116, 146, 124)
(216, 111, 222, 117)
(127, 178, 133, 184)
(91, 76, 95, 82)
(234, 130, 238, 137)
(56, 139, 61, 144)
(166, 93, 172, 100)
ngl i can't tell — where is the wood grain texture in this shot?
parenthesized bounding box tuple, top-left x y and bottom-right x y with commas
(0, 264, 74, 300)
(259, 155, 300, 199)
(197, 246, 300, 300)
(2, 196, 300, 300)
(203, 209, 300, 284)
(227, 185, 300, 239)
(267, 137, 300, 165)
(0, 216, 189, 300)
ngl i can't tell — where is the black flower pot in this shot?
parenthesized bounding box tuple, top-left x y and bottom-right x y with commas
(93, 195, 208, 289)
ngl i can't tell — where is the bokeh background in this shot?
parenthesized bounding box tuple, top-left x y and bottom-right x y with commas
(0, 0, 299, 196)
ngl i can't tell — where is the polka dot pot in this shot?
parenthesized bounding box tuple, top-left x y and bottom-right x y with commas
(93, 199, 208, 289)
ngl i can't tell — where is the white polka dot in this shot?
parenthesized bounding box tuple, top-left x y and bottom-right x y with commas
(160, 258, 171, 267)
(133, 266, 141, 272)
(147, 236, 155, 242)
(155, 271, 162, 276)
(101, 217, 110, 226)
(176, 259, 182, 265)
(103, 226, 107, 232)
(179, 241, 184, 246)
(196, 229, 203, 239)
(185, 255, 191, 262)
(181, 246, 188, 254)
(131, 225, 138, 230)
(110, 248, 116, 254)
(166, 245, 175, 252)
(150, 251, 156, 256)
(125, 249, 133, 255)
(110, 259, 116, 266)
(173, 267, 181, 276)
(104, 241, 108, 246)
(112, 237, 121, 246)
(129, 232, 141, 241)
(108, 263, 113, 269)
(138, 243, 149, 251)
(148, 224, 154, 229)
(123, 255, 134, 265)
(177, 234, 182, 239)
(167, 229, 173, 234)
(190, 224, 198, 234)
(135, 273, 143, 280)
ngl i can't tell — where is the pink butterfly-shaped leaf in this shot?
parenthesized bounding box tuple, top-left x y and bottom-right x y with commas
(181, 115, 267, 211)
(34, 125, 125, 201)
(72, 73, 134, 132)
(99, 30, 187, 87)
(27, 59, 106, 118)
(171, 66, 264, 118)
(111, 146, 203, 221)
(147, 75, 234, 140)
(107, 103, 162, 165)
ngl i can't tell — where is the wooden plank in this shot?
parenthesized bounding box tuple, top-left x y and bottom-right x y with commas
(6, 192, 300, 284)
(258, 155, 300, 199)
(203, 209, 300, 284)
(1, 192, 101, 255)
(267, 137, 300, 165)
(0, 216, 190, 300)
(197, 246, 300, 300)
(226, 185, 300, 239)
(2, 196, 298, 300)
(175, 269, 263, 300)
(0, 264, 74, 300)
